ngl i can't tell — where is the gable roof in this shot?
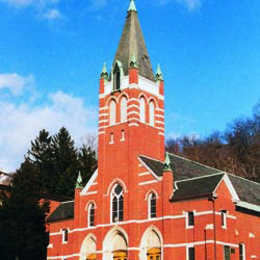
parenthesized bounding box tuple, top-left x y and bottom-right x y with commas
(47, 201, 74, 222)
(172, 174, 224, 202)
(139, 154, 260, 207)
(113, 3, 154, 81)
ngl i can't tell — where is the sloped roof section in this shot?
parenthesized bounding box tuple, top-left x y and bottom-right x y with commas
(47, 201, 74, 222)
(139, 154, 222, 180)
(113, 4, 154, 81)
(171, 174, 224, 202)
(228, 175, 260, 206)
(139, 154, 260, 207)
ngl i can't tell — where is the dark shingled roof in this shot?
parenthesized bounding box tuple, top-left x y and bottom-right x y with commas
(113, 8, 154, 81)
(139, 154, 222, 181)
(228, 175, 260, 206)
(172, 174, 224, 202)
(139, 154, 260, 206)
(47, 201, 74, 222)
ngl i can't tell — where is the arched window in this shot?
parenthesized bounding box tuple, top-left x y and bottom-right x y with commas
(148, 193, 157, 218)
(120, 97, 127, 122)
(113, 64, 121, 91)
(109, 100, 116, 125)
(88, 203, 95, 227)
(140, 97, 146, 123)
(149, 101, 155, 126)
(111, 184, 124, 222)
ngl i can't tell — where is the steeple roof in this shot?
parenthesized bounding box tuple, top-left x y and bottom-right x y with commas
(113, 0, 154, 81)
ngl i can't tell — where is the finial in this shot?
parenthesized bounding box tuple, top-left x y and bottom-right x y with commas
(75, 171, 83, 189)
(100, 62, 108, 79)
(155, 64, 163, 81)
(129, 54, 138, 68)
(163, 153, 173, 172)
(128, 0, 137, 12)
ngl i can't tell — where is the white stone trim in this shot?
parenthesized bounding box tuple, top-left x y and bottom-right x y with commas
(155, 120, 164, 125)
(139, 171, 150, 176)
(51, 209, 236, 236)
(158, 95, 164, 100)
(98, 131, 105, 135)
(99, 113, 108, 117)
(85, 191, 98, 196)
(156, 114, 164, 119)
(155, 108, 164, 112)
(236, 201, 260, 212)
(128, 98, 140, 103)
(138, 179, 158, 186)
(99, 119, 108, 124)
(81, 169, 98, 194)
(127, 104, 140, 110)
(99, 107, 108, 111)
(47, 254, 80, 259)
(218, 174, 240, 202)
(128, 111, 139, 116)
(159, 132, 165, 136)
(129, 122, 139, 127)
(138, 155, 162, 181)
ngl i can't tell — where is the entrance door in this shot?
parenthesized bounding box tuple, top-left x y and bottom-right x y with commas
(147, 248, 161, 260)
(113, 250, 128, 260)
(86, 253, 96, 260)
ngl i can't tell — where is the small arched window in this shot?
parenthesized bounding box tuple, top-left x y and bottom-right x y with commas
(113, 64, 121, 91)
(109, 100, 116, 125)
(149, 101, 155, 126)
(88, 203, 95, 227)
(140, 97, 146, 123)
(111, 184, 124, 222)
(120, 97, 127, 122)
(148, 193, 157, 218)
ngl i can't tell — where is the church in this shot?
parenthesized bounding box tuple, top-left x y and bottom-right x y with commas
(47, 1, 260, 259)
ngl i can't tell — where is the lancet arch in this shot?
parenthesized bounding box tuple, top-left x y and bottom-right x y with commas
(79, 234, 97, 260)
(103, 226, 128, 260)
(139, 226, 163, 260)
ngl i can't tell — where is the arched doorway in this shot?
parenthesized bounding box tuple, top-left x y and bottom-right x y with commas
(79, 234, 97, 260)
(140, 226, 163, 260)
(103, 227, 128, 260)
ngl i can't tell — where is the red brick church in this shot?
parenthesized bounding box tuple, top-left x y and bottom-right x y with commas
(47, 1, 260, 259)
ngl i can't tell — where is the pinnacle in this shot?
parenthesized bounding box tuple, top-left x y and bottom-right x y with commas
(156, 64, 163, 80)
(163, 153, 173, 172)
(75, 171, 83, 189)
(128, 0, 137, 12)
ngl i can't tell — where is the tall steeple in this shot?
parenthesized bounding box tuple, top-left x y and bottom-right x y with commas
(113, 0, 154, 81)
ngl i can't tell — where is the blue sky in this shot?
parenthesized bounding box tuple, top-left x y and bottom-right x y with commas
(0, 0, 259, 172)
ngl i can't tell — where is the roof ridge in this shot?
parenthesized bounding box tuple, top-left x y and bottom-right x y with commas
(139, 154, 163, 163)
(61, 200, 75, 204)
(227, 173, 260, 186)
(175, 172, 225, 183)
(168, 153, 222, 173)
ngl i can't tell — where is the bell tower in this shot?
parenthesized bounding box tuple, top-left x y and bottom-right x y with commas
(97, 0, 165, 190)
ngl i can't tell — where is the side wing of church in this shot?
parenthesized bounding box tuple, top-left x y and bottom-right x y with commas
(47, 1, 260, 259)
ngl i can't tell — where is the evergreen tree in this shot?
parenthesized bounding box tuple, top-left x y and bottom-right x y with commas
(28, 129, 55, 194)
(52, 127, 79, 197)
(78, 144, 97, 184)
(0, 160, 49, 260)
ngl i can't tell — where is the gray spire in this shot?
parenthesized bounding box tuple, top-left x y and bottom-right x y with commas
(113, 0, 154, 81)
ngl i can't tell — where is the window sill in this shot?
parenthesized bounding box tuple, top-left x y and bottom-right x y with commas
(186, 225, 194, 229)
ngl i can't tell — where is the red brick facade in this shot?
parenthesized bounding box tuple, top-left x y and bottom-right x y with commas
(47, 1, 260, 260)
